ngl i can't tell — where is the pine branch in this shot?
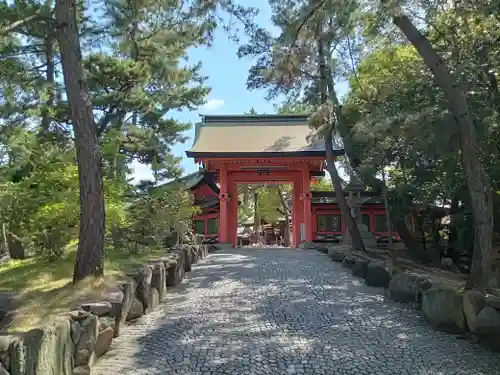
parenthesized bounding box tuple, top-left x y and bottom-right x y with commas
(0, 9, 54, 35)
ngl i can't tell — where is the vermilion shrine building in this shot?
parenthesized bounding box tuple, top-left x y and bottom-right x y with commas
(184, 114, 396, 248)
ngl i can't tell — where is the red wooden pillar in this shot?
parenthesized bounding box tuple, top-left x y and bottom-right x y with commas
(311, 207, 317, 240)
(218, 164, 230, 244)
(301, 167, 313, 242)
(228, 178, 238, 247)
(292, 175, 304, 247)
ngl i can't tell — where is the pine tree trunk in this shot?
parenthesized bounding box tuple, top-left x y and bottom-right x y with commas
(0, 223, 11, 262)
(447, 197, 459, 263)
(253, 190, 261, 244)
(0, 223, 7, 257)
(324, 127, 365, 252)
(412, 209, 427, 253)
(393, 15, 493, 292)
(381, 170, 396, 266)
(55, 0, 106, 282)
(316, 31, 366, 253)
(6, 231, 24, 259)
(393, 219, 427, 262)
(40, 24, 55, 137)
(243, 185, 249, 211)
(277, 186, 291, 246)
(283, 212, 290, 246)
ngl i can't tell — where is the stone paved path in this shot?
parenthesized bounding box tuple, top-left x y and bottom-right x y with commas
(92, 248, 500, 375)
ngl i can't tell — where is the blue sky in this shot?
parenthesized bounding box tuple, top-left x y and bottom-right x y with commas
(129, 0, 348, 183)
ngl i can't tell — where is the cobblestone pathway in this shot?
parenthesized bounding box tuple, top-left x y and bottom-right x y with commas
(92, 248, 500, 375)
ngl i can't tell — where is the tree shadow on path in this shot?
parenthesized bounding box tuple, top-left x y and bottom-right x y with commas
(92, 248, 500, 375)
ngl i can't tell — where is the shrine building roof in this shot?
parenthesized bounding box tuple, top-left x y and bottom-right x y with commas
(311, 191, 384, 205)
(186, 114, 345, 159)
(159, 170, 219, 194)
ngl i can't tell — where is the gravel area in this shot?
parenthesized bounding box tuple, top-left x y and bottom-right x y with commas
(92, 248, 500, 375)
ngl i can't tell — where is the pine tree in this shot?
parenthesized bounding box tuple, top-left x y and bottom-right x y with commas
(239, 1, 367, 251)
(87, 0, 216, 181)
(55, 0, 106, 281)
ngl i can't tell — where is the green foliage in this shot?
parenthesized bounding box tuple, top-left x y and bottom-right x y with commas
(84, 0, 220, 180)
(341, 6, 500, 256)
(104, 179, 130, 233)
(0, 140, 80, 260)
(0, 0, 217, 265)
(108, 182, 199, 253)
(258, 185, 290, 224)
(237, 184, 291, 226)
(311, 177, 333, 191)
(236, 0, 500, 269)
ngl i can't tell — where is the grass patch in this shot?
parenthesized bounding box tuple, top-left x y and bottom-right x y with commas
(0, 240, 167, 332)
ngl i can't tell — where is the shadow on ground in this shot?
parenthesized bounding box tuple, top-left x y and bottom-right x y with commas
(92, 248, 500, 375)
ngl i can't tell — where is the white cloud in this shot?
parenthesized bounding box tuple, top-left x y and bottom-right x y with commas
(200, 98, 224, 112)
(128, 160, 154, 184)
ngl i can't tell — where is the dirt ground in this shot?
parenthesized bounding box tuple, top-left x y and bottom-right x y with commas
(332, 244, 469, 288)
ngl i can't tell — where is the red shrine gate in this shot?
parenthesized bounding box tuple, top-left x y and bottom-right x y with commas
(186, 114, 344, 248)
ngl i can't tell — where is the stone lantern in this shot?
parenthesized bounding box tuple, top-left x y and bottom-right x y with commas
(344, 181, 364, 223)
(342, 180, 377, 248)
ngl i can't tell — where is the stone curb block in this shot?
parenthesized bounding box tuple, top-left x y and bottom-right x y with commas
(327, 246, 500, 351)
(0, 242, 208, 375)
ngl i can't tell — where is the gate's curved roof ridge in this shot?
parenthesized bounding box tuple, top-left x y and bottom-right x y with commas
(186, 114, 345, 158)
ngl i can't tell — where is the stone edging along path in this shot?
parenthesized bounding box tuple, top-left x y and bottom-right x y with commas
(1, 244, 498, 375)
(313, 245, 500, 353)
(0, 243, 214, 375)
